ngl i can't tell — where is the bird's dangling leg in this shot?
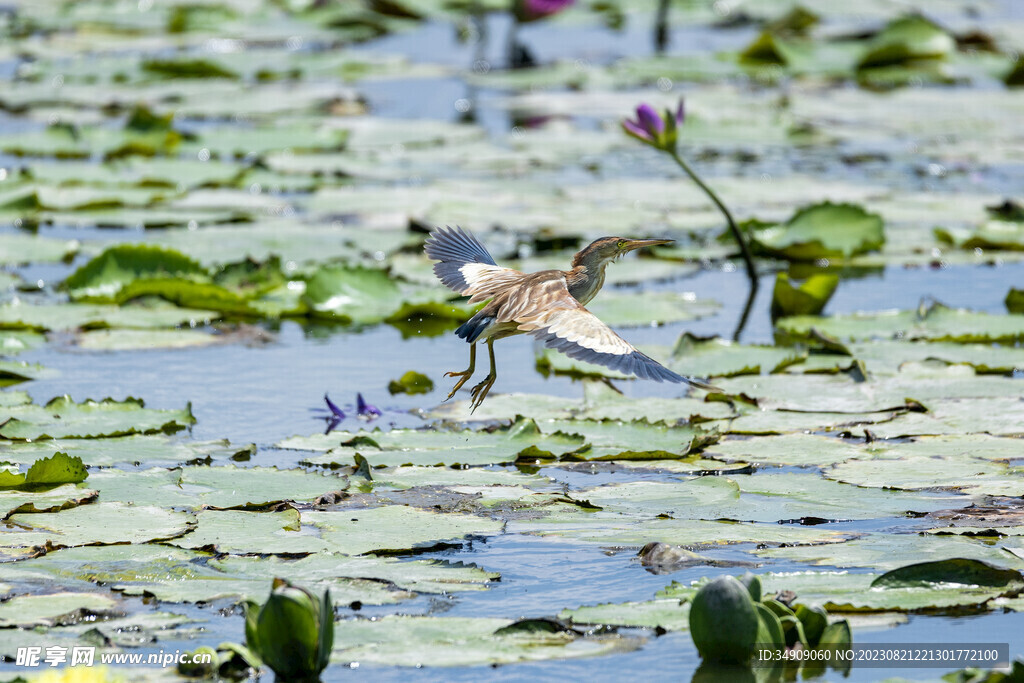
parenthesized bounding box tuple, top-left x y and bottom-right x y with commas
(469, 339, 497, 413)
(444, 343, 476, 401)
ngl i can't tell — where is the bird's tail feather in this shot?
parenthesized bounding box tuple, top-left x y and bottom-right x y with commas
(456, 314, 495, 344)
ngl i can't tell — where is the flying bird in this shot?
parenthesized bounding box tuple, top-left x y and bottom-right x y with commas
(425, 226, 719, 412)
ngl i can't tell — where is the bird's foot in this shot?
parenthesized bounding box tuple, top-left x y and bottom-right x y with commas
(443, 368, 474, 401)
(469, 375, 495, 414)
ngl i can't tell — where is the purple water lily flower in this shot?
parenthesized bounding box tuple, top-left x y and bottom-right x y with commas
(323, 393, 345, 420)
(356, 393, 382, 421)
(622, 99, 685, 152)
(515, 0, 574, 23)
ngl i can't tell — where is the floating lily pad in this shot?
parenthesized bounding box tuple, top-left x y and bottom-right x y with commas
(0, 300, 218, 332)
(826, 454, 1023, 496)
(861, 398, 1024, 438)
(0, 483, 98, 519)
(388, 370, 434, 395)
(74, 328, 222, 350)
(750, 202, 885, 261)
(0, 331, 46, 356)
(586, 291, 721, 327)
(0, 452, 88, 490)
(561, 599, 689, 631)
(0, 396, 194, 440)
(0, 435, 253, 467)
(89, 465, 346, 509)
(777, 303, 1024, 344)
(306, 505, 504, 556)
(0, 232, 79, 265)
(937, 221, 1024, 252)
(0, 592, 120, 628)
(171, 508, 327, 555)
(757, 533, 1024, 571)
(669, 334, 805, 378)
(705, 434, 865, 467)
(543, 419, 718, 460)
(63, 244, 209, 301)
(0, 359, 56, 385)
(287, 419, 586, 467)
(330, 615, 641, 667)
(753, 567, 1020, 613)
(771, 272, 839, 318)
(3, 502, 193, 549)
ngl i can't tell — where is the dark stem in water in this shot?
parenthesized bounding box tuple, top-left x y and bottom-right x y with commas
(654, 0, 670, 53)
(668, 148, 758, 286)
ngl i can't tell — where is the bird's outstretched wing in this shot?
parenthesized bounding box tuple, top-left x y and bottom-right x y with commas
(424, 226, 523, 303)
(503, 276, 720, 390)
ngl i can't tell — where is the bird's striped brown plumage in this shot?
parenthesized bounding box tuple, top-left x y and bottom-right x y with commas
(425, 225, 718, 411)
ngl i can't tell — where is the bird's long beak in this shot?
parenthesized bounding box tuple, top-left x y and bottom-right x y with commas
(622, 238, 673, 252)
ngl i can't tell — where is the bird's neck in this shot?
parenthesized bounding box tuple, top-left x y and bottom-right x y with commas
(565, 263, 607, 305)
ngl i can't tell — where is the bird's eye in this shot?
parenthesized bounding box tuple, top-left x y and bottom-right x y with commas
(616, 239, 626, 249)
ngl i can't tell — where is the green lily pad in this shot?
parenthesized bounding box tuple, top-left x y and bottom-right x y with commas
(771, 272, 839, 318)
(750, 202, 885, 261)
(0, 435, 252, 467)
(752, 568, 1019, 613)
(757, 532, 1024, 571)
(571, 473, 949, 523)
(719, 407, 905, 436)
(0, 452, 88, 490)
(73, 328, 222, 351)
(860, 398, 1024, 438)
(0, 232, 79, 265)
(330, 615, 641, 667)
(286, 419, 586, 467)
(0, 592, 120, 627)
(388, 370, 434, 395)
(0, 300, 218, 332)
(850, 340, 1024, 376)
(669, 334, 805, 378)
(0, 359, 57, 385)
(705, 433, 866, 467)
(857, 15, 956, 70)
(13, 544, 423, 607)
(561, 599, 689, 631)
(0, 395, 194, 440)
(307, 505, 504, 556)
(171, 508, 330, 555)
(512, 509, 850, 548)
(3, 502, 193, 549)
(1008, 288, 1024, 314)
(0, 331, 46, 356)
(0, 390, 31, 407)
(0, 483, 98, 519)
(937, 221, 1024, 252)
(826, 454, 1023, 496)
(542, 419, 718, 460)
(63, 244, 209, 301)
(302, 265, 403, 324)
(586, 291, 721, 327)
(90, 465, 346, 509)
(777, 302, 1024, 344)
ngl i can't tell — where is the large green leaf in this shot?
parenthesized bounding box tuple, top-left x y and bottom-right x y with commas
(0, 483, 98, 519)
(64, 244, 209, 301)
(88, 465, 347, 509)
(857, 15, 956, 70)
(0, 435, 252, 467)
(777, 303, 1024, 344)
(3, 502, 193, 549)
(0, 233, 79, 265)
(0, 592, 120, 627)
(284, 419, 586, 467)
(0, 396, 194, 440)
(669, 334, 805, 378)
(561, 599, 689, 631)
(302, 265, 404, 324)
(330, 615, 640, 667)
(750, 202, 885, 261)
(0, 300, 219, 332)
(771, 272, 839, 318)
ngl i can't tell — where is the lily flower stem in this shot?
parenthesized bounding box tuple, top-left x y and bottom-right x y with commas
(669, 148, 758, 286)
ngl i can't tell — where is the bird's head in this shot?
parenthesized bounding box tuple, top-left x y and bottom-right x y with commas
(572, 236, 673, 269)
